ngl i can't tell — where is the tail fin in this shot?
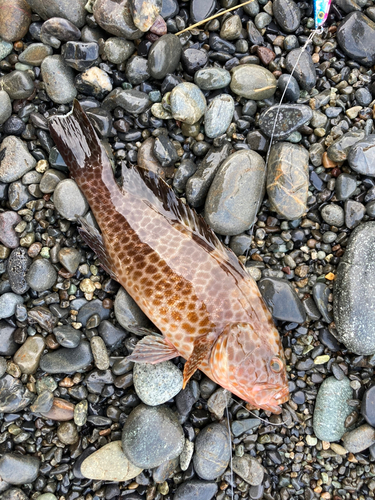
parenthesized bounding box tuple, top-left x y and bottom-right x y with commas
(48, 99, 111, 182)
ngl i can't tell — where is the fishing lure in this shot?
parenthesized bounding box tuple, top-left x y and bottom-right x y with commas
(314, 0, 332, 30)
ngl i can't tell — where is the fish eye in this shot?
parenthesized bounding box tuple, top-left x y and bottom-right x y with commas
(270, 357, 283, 373)
(318, 11, 324, 19)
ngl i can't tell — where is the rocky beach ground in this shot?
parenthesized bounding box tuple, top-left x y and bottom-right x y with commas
(0, 0, 375, 499)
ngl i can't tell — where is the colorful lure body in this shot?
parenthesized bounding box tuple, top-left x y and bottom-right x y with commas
(314, 0, 332, 29)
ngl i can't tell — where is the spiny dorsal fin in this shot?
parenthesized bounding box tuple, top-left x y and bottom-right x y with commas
(122, 165, 245, 273)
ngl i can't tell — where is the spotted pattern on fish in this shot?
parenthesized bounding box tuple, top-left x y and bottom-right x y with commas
(49, 100, 289, 414)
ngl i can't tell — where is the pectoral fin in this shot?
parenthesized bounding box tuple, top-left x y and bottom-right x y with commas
(183, 336, 213, 388)
(126, 335, 180, 364)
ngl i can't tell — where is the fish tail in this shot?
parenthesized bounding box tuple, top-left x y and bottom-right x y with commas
(48, 99, 111, 186)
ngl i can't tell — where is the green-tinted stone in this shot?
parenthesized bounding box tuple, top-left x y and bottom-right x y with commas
(230, 64, 276, 100)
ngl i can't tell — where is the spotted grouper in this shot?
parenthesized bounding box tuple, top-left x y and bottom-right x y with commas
(49, 100, 289, 414)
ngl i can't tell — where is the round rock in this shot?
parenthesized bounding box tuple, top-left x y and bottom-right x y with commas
(0, 293, 24, 319)
(342, 424, 375, 453)
(230, 65, 276, 100)
(273, 0, 301, 33)
(40, 340, 93, 373)
(0, 91, 12, 125)
(114, 287, 149, 334)
(232, 455, 264, 486)
(321, 204, 344, 227)
(204, 94, 234, 139)
(170, 82, 206, 125)
(0, 136, 37, 183)
(13, 335, 45, 374)
(174, 480, 218, 500)
(259, 104, 313, 140)
(193, 423, 231, 480)
(348, 134, 375, 176)
(41, 55, 77, 104)
(337, 12, 375, 66)
(26, 259, 57, 292)
(53, 179, 89, 221)
(194, 68, 231, 90)
(0, 0, 31, 42)
(133, 361, 183, 406)
(0, 454, 39, 485)
(148, 34, 181, 80)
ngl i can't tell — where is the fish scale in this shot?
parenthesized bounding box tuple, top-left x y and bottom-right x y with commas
(49, 100, 289, 414)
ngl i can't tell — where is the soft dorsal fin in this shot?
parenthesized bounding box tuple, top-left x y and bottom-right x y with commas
(122, 165, 245, 273)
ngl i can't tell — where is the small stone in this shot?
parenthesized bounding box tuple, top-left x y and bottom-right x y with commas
(204, 94, 234, 139)
(0, 0, 31, 42)
(258, 277, 306, 323)
(57, 421, 79, 445)
(58, 247, 81, 274)
(174, 480, 218, 500)
(259, 104, 313, 140)
(232, 455, 264, 486)
(0, 212, 21, 249)
(133, 361, 183, 406)
(74, 399, 88, 426)
(0, 454, 39, 485)
(132, 0, 162, 31)
(98, 320, 126, 348)
(40, 17, 81, 49)
(180, 440, 194, 472)
(27, 0, 87, 28)
(193, 423, 231, 480)
(337, 12, 375, 66)
(103, 88, 151, 115)
(81, 441, 142, 481)
(220, 14, 242, 40)
(76, 299, 110, 326)
(103, 37, 135, 65)
(231, 65, 276, 100)
(53, 325, 81, 348)
(0, 91, 12, 125)
(39, 340, 93, 373)
(321, 204, 344, 227)
(327, 129, 366, 163)
(190, 0, 216, 23)
(93, 0, 142, 39)
(0, 71, 34, 100)
(342, 424, 375, 453)
(62, 41, 99, 71)
(54, 179, 89, 221)
(90, 336, 110, 370)
(114, 287, 149, 334)
(125, 56, 150, 85)
(335, 173, 357, 201)
(231, 419, 260, 437)
(0, 321, 18, 356)
(40, 397, 75, 421)
(0, 293, 23, 319)
(0, 136, 37, 183)
(41, 55, 77, 104)
(148, 34, 181, 80)
(345, 199, 365, 229)
(30, 390, 54, 413)
(181, 48, 208, 76)
(153, 135, 179, 167)
(75, 67, 113, 98)
(361, 386, 375, 427)
(312, 283, 333, 323)
(0, 374, 35, 413)
(207, 388, 232, 420)
(18, 43, 53, 66)
(26, 258, 57, 292)
(194, 68, 231, 90)
(273, 0, 301, 33)
(348, 134, 375, 177)
(13, 335, 45, 374)
(170, 82, 206, 125)
(285, 48, 317, 91)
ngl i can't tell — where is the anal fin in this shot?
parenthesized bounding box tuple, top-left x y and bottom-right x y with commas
(77, 216, 118, 281)
(183, 336, 213, 389)
(126, 335, 180, 364)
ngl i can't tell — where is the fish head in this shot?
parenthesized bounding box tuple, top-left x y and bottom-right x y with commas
(210, 322, 289, 414)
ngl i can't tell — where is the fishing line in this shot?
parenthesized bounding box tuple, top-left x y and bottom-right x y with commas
(235, 400, 287, 426)
(225, 396, 234, 499)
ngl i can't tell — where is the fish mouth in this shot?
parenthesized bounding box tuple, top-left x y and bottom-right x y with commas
(249, 383, 290, 414)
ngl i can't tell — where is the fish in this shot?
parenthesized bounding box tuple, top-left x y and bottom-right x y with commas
(48, 100, 289, 414)
(314, 0, 332, 29)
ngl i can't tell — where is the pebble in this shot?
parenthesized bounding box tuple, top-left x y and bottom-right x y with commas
(18, 43, 53, 66)
(175, 381, 200, 416)
(153, 135, 179, 167)
(334, 222, 375, 354)
(0, 454, 39, 485)
(335, 173, 357, 201)
(103, 37, 135, 64)
(0, 374, 34, 413)
(267, 142, 309, 219)
(53, 325, 81, 348)
(277, 74, 300, 102)
(193, 423, 231, 480)
(57, 421, 79, 445)
(327, 129, 366, 163)
(345, 199, 365, 229)
(342, 424, 375, 453)
(0, 293, 24, 319)
(40, 17, 81, 48)
(231, 419, 260, 437)
(0, 91, 12, 125)
(313, 376, 353, 442)
(133, 361, 183, 405)
(170, 82, 206, 125)
(0, 136, 37, 183)
(126, 56, 150, 85)
(0, 71, 34, 100)
(285, 48, 317, 91)
(40, 397, 75, 421)
(27, 0, 87, 27)
(75, 67, 113, 98)
(207, 388, 232, 420)
(132, 0, 162, 31)
(337, 12, 375, 66)
(181, 48, 208, 75)
(321, 204, 345, 227)
(190, 0, 216, 22)
(122, 404, 185, 468)
(194, 68, 231, 90)
(62, 41, 99, 71)
(205, 150, 266, 235)
(0, 0, 31, 42)
(81, 441, 143, 481)
(0, 321, 18, 356)
(174, 480, 218, 500)
(58, 247, 81, 273)
(30, 390, 54, 413)
(273, 0, 301, 33)
(230, 65, 276, 100)
(103, 88, 151, 115)
(361, 386, 375, 427)
(39, 340, 93, 373)
(137, 137, 165, 177)
(232, 455, 265, 486)
(348, 134, 375, 176)
(204, 94, 234, 139)
(13, 335, 45, 374)
(41, 55, 77, 104)
(148, 34, 181, 80)
(0, 212, 22, 249)
(90, 335, 110, 370)
(53, 179, 89, 221)
(114, 286, 149, 333)
(93, 0, 142, 39)
(26, 258, 57, 292)
(76, 299, 110, 326)
(259, 104, 313, 140)
(312, 283, 333, 323)
(173, 159, 197, 192)
(98, 320, 127, 348)
(258, 277, 306, 323)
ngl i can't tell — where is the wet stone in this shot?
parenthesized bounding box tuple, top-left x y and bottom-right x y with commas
(193, 423, 231, 480)
(232, 455, 264, 486)
(207, 388, 231, 420)
(345, 199, 365, 229)
(57, 421, 79, 445)
(0, 293, 24, 319)
(0, 321, 18, 356)
(75, 67, 113, 98)
(277, 74, 300, 102)
(138, 137, 165, 177)
(334, 222, 375, 354)
(103, 88, 151, 115)
(53, 325, 81, 348)
(40, 17, 81, 49)
(0, 213, 21, 250)
(122, 404, 185, 468)
(13, 335, 45, 374)
(313, 376, 353, 442)
(348, 134, 375, 176)
(40, 397, 75, 421)
(40, 340, 93, 373)
(181, 48, 208, 75)
(337, 12, 375, 66)
(132, 0, 162, 31)
(90, 336, 110, 371)
(125, 56, 150, 85)
(148, 34, 181, 79)
(0, 91, 11, 125)
(133, 361, 183, 406)
(76, 299, 110, 326)
(267, 142, 309, 220)
(285, 48, 317, 91)
(81, 441, 143, 481)
(153, 135, 179, 167)
(220, 14, 242, 40)
(0, 0, 31, 42)
(321, 204, 344, 227)
(231, 419, 260, 437)
(8, 181, 33, 211)
(173, 159, 197, 193)
(258, 277, 306, 323)
(103, 38, 135, 65)
(41, 55, 77, 104)
(174, 480, 218, 500)
(0, 454, 39, 485)
(259, 104, 313, 140)
(114, 287, 149, 334)
(205, 149, 266, 235)
(98, 320, 127, 348)
(230, 65, 276, 100)
(170, 82, 206, 125)
(62, 41, 99, 71)
(342, 424, 375, 453)
(53, 179, 89, 221)
(28, 306, 57, 332)
(176, 380, 200, 416)
(204, 94, 234, 139)
(190, 0, 216, 23)
(26, 258, 57, 292)
(27, 0, 87, 27)
(312, 283, 333, 323)
(335, 173, 357, 200)
(194, 67, 231, 90)
(0, 71, 34, 100)
(0, 374, 35, 413)
(58, 247, 81, 273)
(327, 129, 366, 163)
(361, 386, 375, 426)
(160, 0, 178, 18)
(273, 0, 301, 33)
(93, 0, 142, 39)
(0, 136, 37, 183)
(30, 390, 53, 413)
(18, 43, 53, 66)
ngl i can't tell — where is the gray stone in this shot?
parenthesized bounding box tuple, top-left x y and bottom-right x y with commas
(8, 247, 31, 295)
(230, 65, 276, 100)
(114, 286, 149, 334)
(312, 283, 333, 323)
(41, 55, 77, 104)
(75, 67, 113, 98)
(173, 159, 197, 193)
(335, 173, 357, 201)
(348, 134, 375, 176)
(8, 181, 33, 211)
(0, 454, 40, 485)
(0, 136, 36, 182)
(58, 247, 81, 274)
(194, 68, 231, 90)
(0, 91, 11, 125)
(133, 361, 183, 406)
(313, 376, 353, 442)
(258, 277, 306, 323)
(40, 340, 93, 373)
(0, 293, 23, 319)
(0, 71, 34, 99)
(27, 0, 87, 27)
(98, 320, 127, 348)
(148, 34, 181, 80)
(76, 299, 110, 326)
(81, 441, 142, 481)
(57, 421, 79, 445)
(337, 12, 375, 66)
(174, 480, 218, 500)
(231, 419, 260, 437)
(204, 94, 234, 139)
(103, 37, 135, 64)
(0, 321, 17, 356)
(0, 374, 35, 413)
(93, 0, 142, 39)
(193, 423, 231, 480)
(122, 404, 185, 468)
(273, 0, 301, 33)
(125, 56, 150, 85)
(232, 455, 264, 486)
(259, 104, 313, 140)
(327, 129, 366, 163)
(333, 222, 375, 354)
(18, 43, 53, 66)
(13, 335, 45, 374)
(90, 336, 110, 371)
(103, 88, 151, 115)
(170, 82, 206, 125)
(26, 258, 57, 292)
(204, 150, 266, 235)
(40, 169, 66, 193)
(345, 199, 365, 229)
(342, 424, 375, 453)
(53, 179, 89, 221)
(321, 204, 345, 227)
(285, 48, 317, 91)
(53, 325, 81, 348)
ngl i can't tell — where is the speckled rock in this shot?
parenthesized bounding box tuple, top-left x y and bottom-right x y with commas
(0, 71, 34, 100)
(131, 0, 162, 31)
(348, 134, 375, 176)
(7, 247, 31, 294)
(170, 82, 206, 125)
(0, 136, 36, 183)
(103, 38, 135, 64)
(259, 104, 313, 140)
(204, 94, 234, 139)
(230, 65, 276, 100)
(41, 55, 77, 104)
(18, 43, 53, 66)
(321, 204, 345, 227)
(334, 222, 375, 354)
(193, 423, 231, 480)
(133, 361, 183, 405)
(122, 404, 185, 468)
(205, 150, 266, 235)
(313, 376, 353, 442)
(342, 424, 375, 453)
(81, 441, 143, 481)
(267, 142, 309, 219)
